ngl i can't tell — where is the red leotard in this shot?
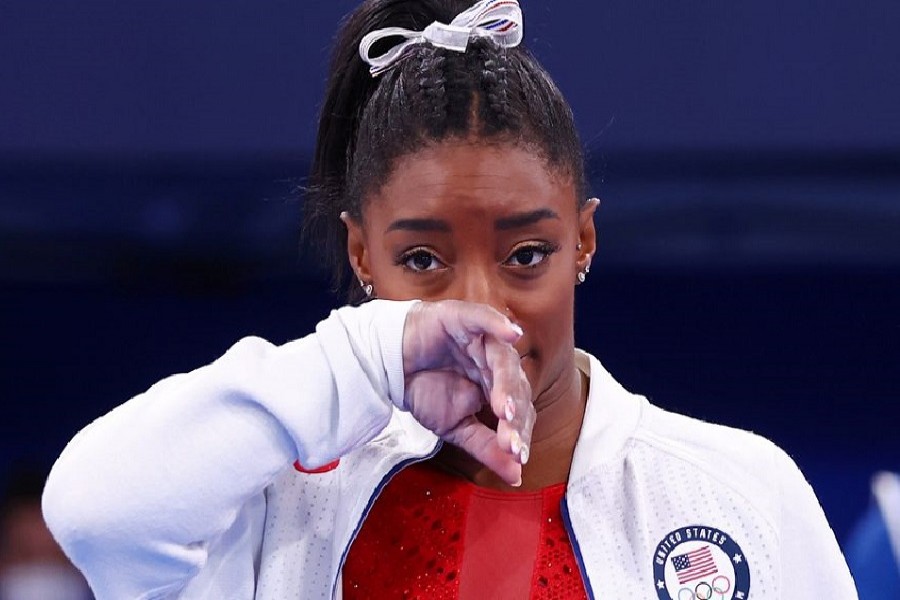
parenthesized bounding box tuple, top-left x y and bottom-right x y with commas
(343, 462, 588, 599)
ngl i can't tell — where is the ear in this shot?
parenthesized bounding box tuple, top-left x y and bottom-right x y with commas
(576, 198, 600, 273)
(340, 211, 372, 284)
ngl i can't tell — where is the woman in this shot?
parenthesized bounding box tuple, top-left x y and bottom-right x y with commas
(43, 1, 857, 598)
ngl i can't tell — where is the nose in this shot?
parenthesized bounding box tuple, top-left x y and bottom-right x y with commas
(452, 264, 507, 316)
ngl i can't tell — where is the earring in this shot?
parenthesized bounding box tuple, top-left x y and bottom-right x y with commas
(577, 256, 591, 284)
(359, 278, 373, 297)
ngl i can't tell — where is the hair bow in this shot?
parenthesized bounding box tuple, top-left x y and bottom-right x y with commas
(359, 0, 523, 77)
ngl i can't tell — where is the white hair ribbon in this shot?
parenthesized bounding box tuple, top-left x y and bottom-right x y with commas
(359, 0, 523, 77)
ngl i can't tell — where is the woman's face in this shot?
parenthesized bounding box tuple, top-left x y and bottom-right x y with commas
(345, 140, 597, 403)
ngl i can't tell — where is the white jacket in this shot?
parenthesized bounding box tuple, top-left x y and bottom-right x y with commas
(43, 300, 857, 600)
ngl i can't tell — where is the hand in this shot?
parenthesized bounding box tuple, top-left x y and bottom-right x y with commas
(402, 301, 534, 486)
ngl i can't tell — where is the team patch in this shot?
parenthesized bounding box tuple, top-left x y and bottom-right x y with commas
(652, 525, 750, 600)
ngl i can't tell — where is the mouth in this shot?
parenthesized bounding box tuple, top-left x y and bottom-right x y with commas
(516, 345, 531, 362)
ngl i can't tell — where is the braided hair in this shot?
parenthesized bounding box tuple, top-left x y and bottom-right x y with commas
(304, 0, 586, 302)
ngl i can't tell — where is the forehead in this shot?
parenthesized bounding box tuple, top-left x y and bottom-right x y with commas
(364, 141, 577, 225)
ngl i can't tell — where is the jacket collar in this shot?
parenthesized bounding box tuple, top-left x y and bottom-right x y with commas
(569, 350, 646, 485)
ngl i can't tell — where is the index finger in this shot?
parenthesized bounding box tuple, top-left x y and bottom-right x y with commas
(445, 300, 523, 345)
(483, 335, 534, 465)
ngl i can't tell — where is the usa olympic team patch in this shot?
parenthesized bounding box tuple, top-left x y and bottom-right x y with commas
(653, 525, 751, 600)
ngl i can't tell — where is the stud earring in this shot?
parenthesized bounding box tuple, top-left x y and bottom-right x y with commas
(577, 271, 587, 284)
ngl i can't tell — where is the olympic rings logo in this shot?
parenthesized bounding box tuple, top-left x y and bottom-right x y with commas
(676, 576, 732, 600)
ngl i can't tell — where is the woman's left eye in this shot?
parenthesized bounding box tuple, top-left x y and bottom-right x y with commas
(505, 243, 557, 268)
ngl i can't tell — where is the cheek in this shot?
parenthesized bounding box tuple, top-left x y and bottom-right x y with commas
(515, 273, 576, 382)
(516, 254, 577, 333)
(366, 245, 418, 300)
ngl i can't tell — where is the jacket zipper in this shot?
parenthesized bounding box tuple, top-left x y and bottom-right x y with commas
(561, 495, 596, 600)
(330, 441, 443, 600)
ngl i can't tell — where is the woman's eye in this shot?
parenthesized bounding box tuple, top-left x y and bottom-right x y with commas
(402, 250, 442, 272)
(506, 244, 555, 268)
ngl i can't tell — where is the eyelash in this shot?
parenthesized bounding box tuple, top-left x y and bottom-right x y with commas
(395, 247, 443, 272)
(505, 242, 560, 269)
(395, 242, 561, 273)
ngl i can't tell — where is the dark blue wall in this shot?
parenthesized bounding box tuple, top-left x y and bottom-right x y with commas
(2, 0, 899, 154)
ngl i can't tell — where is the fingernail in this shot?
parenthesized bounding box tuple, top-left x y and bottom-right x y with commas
(511, 476, 522, 488)
(519, 444, 530, 465)
(509, 322, 523, 337)
(510, 430, 522, 455)
(504, 397, 515, 422)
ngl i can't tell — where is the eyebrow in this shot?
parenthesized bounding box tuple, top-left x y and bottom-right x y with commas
(385, 208, 559, 234)
(385, 218, 451, 233)
(494, 208, 560, 230)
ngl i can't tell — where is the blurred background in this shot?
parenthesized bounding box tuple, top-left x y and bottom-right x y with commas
(1, 0, 898, 595)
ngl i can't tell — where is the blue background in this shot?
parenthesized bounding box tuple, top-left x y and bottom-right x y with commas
(1, 0, 898, 573)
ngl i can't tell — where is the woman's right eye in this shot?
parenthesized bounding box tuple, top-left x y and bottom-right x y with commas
(400, 249, 443, 272)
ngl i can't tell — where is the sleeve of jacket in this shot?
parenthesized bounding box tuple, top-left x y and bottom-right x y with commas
(41, 299, 417, 600)
(776, 446, 859, 599)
